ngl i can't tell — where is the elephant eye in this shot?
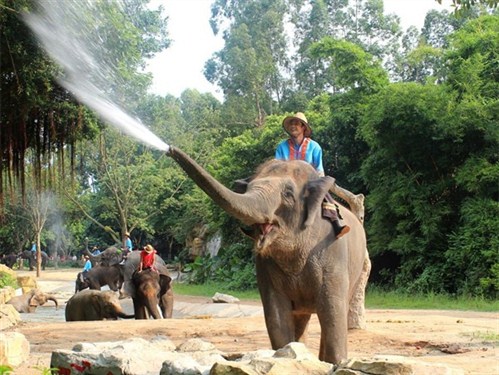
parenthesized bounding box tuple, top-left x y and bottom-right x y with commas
(282, 184, 295, 205)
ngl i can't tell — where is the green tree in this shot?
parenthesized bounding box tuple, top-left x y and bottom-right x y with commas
(0, 0, 169, 209)
(206, 0, 289, 130)
(442, 15, 499, 296)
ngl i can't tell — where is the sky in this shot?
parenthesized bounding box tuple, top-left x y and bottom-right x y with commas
(146, 0, 453, 100)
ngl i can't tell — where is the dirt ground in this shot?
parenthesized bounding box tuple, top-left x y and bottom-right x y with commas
(5, 269, 498, 375)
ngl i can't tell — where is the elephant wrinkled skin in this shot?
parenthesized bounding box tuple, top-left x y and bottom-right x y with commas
(167, 146, 369, 364)
(65, 290, 134, 321)
(74, 264, 123, 293)
(132, 268, 173, 319)
(7, 289, 58, 313)
(120, 251, 174, 319)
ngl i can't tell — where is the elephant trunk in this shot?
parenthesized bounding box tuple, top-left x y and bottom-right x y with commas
(48, 296, 59, 310)
(167, 147, 268, 225)
(117, 311, 135, 319)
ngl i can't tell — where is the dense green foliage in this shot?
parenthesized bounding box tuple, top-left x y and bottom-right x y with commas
(0, 272, 18, 289)
(0, 1, 497, 298)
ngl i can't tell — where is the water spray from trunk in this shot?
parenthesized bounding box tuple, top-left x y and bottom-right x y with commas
(23, 1, 169, 152)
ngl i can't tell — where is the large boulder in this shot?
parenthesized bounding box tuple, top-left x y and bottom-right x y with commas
(0, 332, 30, 366)
(16, 275, 38, 294)
(0, 304, 21, 330)
(0, 286, 16, 304)
(51, 339, 466, 375)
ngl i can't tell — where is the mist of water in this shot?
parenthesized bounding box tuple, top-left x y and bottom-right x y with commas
(23, 0, 169, 152)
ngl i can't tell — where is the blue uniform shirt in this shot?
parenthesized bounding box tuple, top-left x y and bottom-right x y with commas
(275, 138, 325, 175)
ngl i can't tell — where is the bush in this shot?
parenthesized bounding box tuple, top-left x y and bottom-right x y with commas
(0, 272, 18, 289)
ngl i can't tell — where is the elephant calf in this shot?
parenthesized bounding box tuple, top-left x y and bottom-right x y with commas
(7, 289, 58, 313)
(65, 290, 134, 321)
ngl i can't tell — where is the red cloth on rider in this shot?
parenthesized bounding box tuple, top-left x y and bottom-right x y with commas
(140, 249, 156, 269)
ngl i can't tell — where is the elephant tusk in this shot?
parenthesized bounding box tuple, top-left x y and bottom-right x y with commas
(156, 304, 164, 319)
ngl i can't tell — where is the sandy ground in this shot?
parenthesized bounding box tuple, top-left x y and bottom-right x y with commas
(4, 269, 498, 375)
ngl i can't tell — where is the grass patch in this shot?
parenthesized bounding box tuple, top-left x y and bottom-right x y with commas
(173, 281, 260, 300)
(173, 281, 498, 312)
(366, 288, 499, 312)
(461, 330, 499, 343)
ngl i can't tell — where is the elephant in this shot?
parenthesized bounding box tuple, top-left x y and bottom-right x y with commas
(166, 146, 368, 364)
(84, 246, 123, 267)
(0, 253, 18, 269)
(19, 250, 49, 271)
(74, 264, 124, 294)
(120, 251, 174, 319)
(7, 288, 58, 313)
(131, 268, 173, 319)
(65, 289, 135, 321)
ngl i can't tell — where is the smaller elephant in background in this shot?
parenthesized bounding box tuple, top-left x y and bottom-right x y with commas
(7, 289, 58, 313)
(74, 264, 123, 294)
(65, 290, 134, 321)
(19, 250, 49, 271)
(132, 269, 173, 319)
(0, 253, 18, 269)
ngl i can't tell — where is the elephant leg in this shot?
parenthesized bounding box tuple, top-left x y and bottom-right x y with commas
(317, 278, 349, 364)
(256, 261, 295, 348)
(262, 298, 294, 349)
(293, 313, 311, 343)
(348, 254, 371, 330)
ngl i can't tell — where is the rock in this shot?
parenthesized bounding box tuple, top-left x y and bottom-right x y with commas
(0, 286, 16, 304)
(337, 356, 465, 375)
(0, 332, 30, 366)
(212, 292, 240, 304)
(49, 338, 467, 375)
(0, 304, 21, 330)
(273, 342, 317, 361)
(211, 343, 333, 375)
(16, 276, 38, 294)
(52, 337, 176, 375)
(178, 338, 218, 352)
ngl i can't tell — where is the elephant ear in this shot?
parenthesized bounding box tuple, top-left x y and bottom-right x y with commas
(28, 295, 39, 307)
(303, 176, 336, 228)
(160, 274, 172, 296)
(232, 177, 251, 194)
(28, 290, 40, 307)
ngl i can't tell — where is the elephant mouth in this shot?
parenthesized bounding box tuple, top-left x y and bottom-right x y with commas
(240, 221, 279, 251)
(255, 222, 277, 250)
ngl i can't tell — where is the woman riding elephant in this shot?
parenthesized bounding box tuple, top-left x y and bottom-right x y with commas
(7, 289, 58, 313)
(121, 250, 173, 319)
(132, 267, 172, 319)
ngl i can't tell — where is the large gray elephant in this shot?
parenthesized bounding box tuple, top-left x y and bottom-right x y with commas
(19, 250, 49, 271)
(120, 251, 174, 319)
(166, 146, 368, 365)
(131, 268, 172, 319)
(7, 289, 58, 313)
(65, 290, 134, 321)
